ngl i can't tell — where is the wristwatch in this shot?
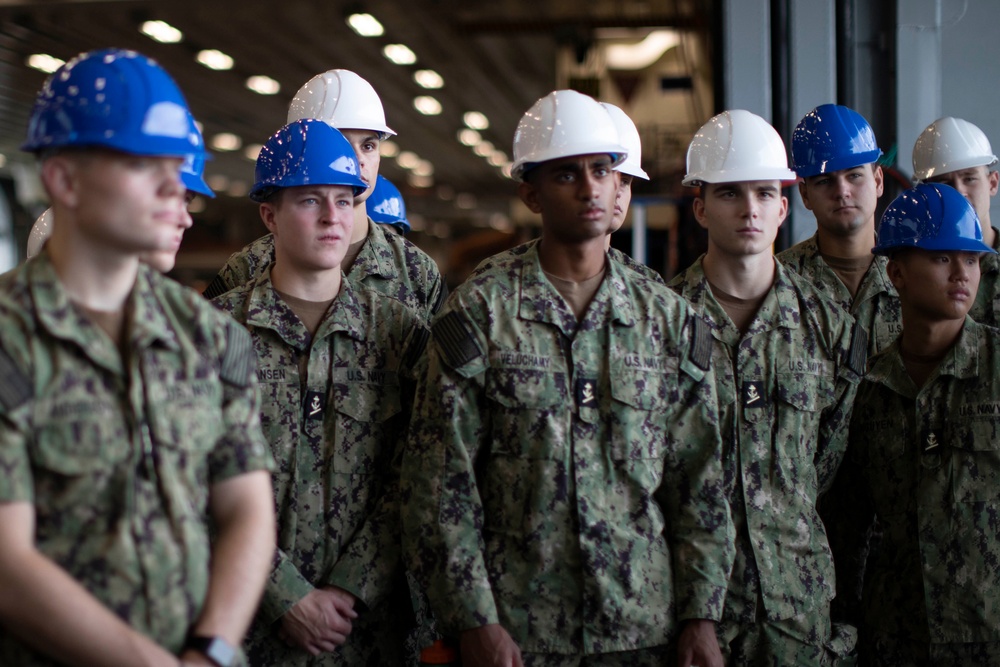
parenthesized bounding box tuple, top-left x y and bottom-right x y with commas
(185, 635, 236, 667)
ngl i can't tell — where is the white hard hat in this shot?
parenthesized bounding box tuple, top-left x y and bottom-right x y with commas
(912, 116, 998, 181)
(683, 109, 797, 186)
(26, 208, 53, 259)
(511, 90, 627, 181)
(600, 102, 649, 180)
(287, 69, 396, 138)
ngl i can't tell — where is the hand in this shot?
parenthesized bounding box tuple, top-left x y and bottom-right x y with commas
(279, 587, 359, 655)
(179, 649, 215, 666)
(677, 618, 723, 667)
(459, 624, 523, 667)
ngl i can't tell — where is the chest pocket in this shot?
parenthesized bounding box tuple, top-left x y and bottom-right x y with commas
(609, 368, 674, 460)
(485, 367, 567, 459)
(33, 398, 129, 475)
(945, 421, 1000, 503)
(332, 380, 402, 475)
(146, 382, 224, 456)
(771, 372, 835, 459)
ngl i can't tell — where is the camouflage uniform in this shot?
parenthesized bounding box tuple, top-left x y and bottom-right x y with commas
(969, 225, 1000, 327)
(777, 233, 902, 356)
(825, 317, 1000, 666)
(668, 256, 864, 665)
(203, 221, 445, 321)
(213, 266, 428, 666)
(402, 239, 734, 657)
(608, 247, 664, 284)
(0, 253, 273, 666)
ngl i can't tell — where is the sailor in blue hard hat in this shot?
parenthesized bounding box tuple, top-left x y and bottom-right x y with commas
(367, 175, 410, 235)
(824, 183, 1000, 665)
(778, 103, 901, 357)
(0, 47, 275, 666)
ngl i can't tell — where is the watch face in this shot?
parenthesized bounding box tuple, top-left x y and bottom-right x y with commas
(189, 636, 235, 667)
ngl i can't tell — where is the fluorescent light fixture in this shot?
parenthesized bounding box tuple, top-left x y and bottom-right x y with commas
(413, 96, 442, 116)
(413, 160, 434, 177)
(26, 54, 64, 73)
(246, 75, 280, 95)
(458, 129, 481, 146)
(473, 141, 494, 157)
(244, 143, 263, 161)
(140, 20, 183, 43)
(606, 30, 680, 70)
(380, 140, 400, 158)
(397, 150, 421, 170)
(346, 12, 384, 37)
(383, 43, 417, 65)
(408, 173, 433, 188)
(196, 49, 234, 71)
(463, 111, 489, 130)
(413, 69, 444, 89)
(210, 133, 242, 151)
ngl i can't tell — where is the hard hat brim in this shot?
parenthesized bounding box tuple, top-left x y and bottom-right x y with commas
(794, 148, 883, 179)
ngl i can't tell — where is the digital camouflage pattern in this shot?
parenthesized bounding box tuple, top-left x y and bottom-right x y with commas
(0, 253, 273, 665)
(402, 240, 734, 655)
(213, 267, 428, 666)
(715, 607, 857, 666)
(825, 318, 1000, 655)
(777, 233, 902, 356)
(203, 219, 445, 321)
(668, 258, 863, 641)
(607, 247, 664, 284)
(969, 225, 1000, 327)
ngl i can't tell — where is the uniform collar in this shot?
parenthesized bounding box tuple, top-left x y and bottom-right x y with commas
(348, 216, 398, 282)
(798, 232, 897, 301)
(244, 264, 364, 349)
(516, 239, 634, 337)
(676, 254, 800, 342)
(869, 316, 981, 393)
(29, 253, 179, 373)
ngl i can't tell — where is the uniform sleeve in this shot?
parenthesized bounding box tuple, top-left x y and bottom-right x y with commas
(814, 318, 865, 493)
(259, 549, 316, 624)
(207, 320, 274, 482)
(401, 308, 498, 633)
(819, 406, 875, 626)
(202, 251, 251, 300)
(659, 314, 735, 622)
(324, 323, 430, 608)
(0, 314, 36, 504)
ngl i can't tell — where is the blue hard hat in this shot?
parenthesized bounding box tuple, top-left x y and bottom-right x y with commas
(250, 119, 367, 203)
(368, 175, 410, 233)
(180, 112, 214, 198)
(873, 183, 996, 256)
(23, 48, 202, 158)
(792, 104, 882, 178)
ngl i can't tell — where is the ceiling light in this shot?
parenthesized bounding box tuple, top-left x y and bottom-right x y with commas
(0, 154, 7, 168)
(244, 143, 263, 161)
(210, 133, 242, 151)
(26, 54, 64, 74)
(246, 75, 280, 95)
(397, 151, 421, 170)
(473, 141, 494, 157)
(227, 180, 249, 197)
(207, 174, 230, 191)
(188, 196, 207, 213)
(408, 173, 434, 188)
(456, 193, 477, 210)
(436, 185, 455, 201)
(463, 111, 489, 130)
(140, 20, 183, 43)
(488, 150, 507, 167)
(413, 96, 442, 116)
(196, 49, 234, 71)
(383, 43, 417, 65)
(606, 30, 680, 70)
(413, 160, 434, 177)
(380, 140, 400, 157)
(458, 129, 481, 146)
(413, 69, 444, 89)
(346, 12, 384, 37)
(502, 162, 514, 179)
